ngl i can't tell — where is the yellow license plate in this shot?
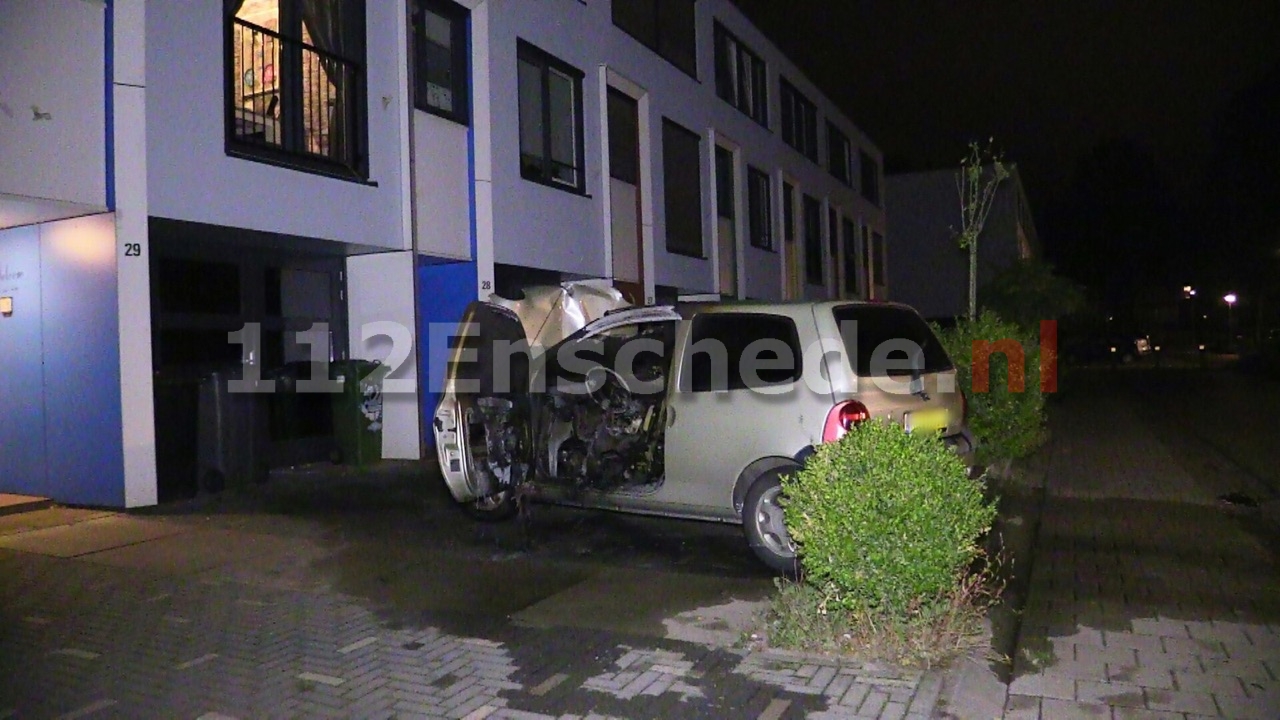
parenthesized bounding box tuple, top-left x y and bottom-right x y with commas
(907, 408, 949, 434)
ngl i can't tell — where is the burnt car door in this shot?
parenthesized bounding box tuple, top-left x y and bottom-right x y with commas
(434, 301, 534, 504)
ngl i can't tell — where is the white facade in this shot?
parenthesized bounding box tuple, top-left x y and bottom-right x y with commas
(0, 0, 886, 507)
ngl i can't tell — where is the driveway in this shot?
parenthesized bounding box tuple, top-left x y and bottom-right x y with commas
(0, 464, 944, 719)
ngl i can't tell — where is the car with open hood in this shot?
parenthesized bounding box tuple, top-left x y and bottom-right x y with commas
(433, 281, 975, 573)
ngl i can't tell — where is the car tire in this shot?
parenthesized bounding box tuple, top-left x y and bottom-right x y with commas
(742, 469, 800, 577)
(463, 491, 518, 522)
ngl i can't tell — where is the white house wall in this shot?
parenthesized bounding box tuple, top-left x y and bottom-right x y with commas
(0, 0, 106, 209)
(472, 0, 884, 299)
(346, 251, 420, 460)
(144, 1, 407, 250)
(413, 113, 472, 260)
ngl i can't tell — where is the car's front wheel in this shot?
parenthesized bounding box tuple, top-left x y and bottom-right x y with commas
(742, 470, 800, 576)
(463, 491, 518, 522)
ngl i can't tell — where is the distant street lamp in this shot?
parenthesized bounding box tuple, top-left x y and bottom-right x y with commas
(1224, 293, 1238, 351)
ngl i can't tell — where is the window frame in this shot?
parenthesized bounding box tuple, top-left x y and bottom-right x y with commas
(224, 0, 370, 182)
(779, 78, 818, 162)
(612, 0, 698, 79)
(713, 21, 768, 127)
(746, 165, 773, 251)
(412, 0, 470, 125)
(662, 118, 706, 258)
(827, 121, 851, 185)
(516, 39, 587, 194)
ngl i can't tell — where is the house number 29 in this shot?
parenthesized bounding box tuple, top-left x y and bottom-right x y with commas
(124, 243, 142, 257)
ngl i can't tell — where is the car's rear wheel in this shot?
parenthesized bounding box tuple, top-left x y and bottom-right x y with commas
(463, 491, 518, 522)
(742, 470, 800, 576)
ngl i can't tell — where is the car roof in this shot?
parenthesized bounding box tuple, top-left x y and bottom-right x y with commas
(674, 298, 920, 319)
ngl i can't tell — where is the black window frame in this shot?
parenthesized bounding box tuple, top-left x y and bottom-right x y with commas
(612, 0, 698, 79)
(683, 312, 803, 392)
(411, 0, 470, 125)
(872, 231, 886, 287)
(779, 78, 818, 162)
(859, 149, 881, 206)
(802, 193, 822, 285)
(827, 121, 851, 185)
(517, 39, 587, 194)
(662, 118, 705, 258)
(746, 166, 773, 251)
(224, 0, 370, 182)
(713, 21, 767, 127)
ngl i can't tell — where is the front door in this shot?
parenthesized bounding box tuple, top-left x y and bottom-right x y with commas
(781, 179, 803, 300)
(607, 87, 644, 304)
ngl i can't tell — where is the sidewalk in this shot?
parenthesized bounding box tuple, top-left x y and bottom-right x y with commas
(1003, 380, 1280, 718)
(0, 467, 946, 720)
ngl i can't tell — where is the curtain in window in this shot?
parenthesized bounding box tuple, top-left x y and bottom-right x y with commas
(300, 0, 359, 166)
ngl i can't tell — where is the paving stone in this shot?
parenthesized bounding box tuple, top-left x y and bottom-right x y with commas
(1140, 688, 1218, 716)
(1038, 697, 1110, 719)
(1002, 694, 1040, 720)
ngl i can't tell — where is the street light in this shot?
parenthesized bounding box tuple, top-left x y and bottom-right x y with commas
(1224, 293, 1238, 351)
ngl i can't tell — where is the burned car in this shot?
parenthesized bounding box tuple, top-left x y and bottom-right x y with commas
(433, 281, 975, 573)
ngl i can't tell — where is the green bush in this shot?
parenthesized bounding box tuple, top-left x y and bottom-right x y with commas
(781, 420, 996, 617)
(934, 312, 1047, 464)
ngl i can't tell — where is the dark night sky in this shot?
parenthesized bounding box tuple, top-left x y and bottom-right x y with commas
(730, 1, 1280, 296)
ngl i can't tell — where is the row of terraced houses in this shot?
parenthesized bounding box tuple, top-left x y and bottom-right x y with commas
(0, 0, 889, 507)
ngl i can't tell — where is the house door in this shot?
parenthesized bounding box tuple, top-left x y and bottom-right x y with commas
(714, 144, 738, 297)
(607, 87, 644, 304)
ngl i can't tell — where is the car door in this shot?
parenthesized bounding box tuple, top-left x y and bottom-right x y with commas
(433, 301, 533, 503)
(657, 309, 824, 518)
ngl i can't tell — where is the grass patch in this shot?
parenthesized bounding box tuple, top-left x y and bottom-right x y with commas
(755, 558, 1003, 669)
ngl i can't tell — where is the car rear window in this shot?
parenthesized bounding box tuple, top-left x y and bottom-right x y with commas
(831, 305, 953, 377)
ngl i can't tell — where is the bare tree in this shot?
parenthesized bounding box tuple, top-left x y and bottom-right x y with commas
(955, 140, 1010, 319)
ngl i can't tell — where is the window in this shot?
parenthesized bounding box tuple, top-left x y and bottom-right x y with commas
(802, 194, 822, 285)
(226, 0, 368, 180)
(782, 180, 795, 245)
(747, 166, 772, 250)
(859, 149, 881, 205)
(412, 0, 468, 124)
(831, 304, 952, 378)
(841, 217, 858, 295)
(827, 122, 851, 185)
(872, 231, 886, 286)
(607, 89, 640, 184)
(780, 79, 818, 162)
(663, 119, 704, 257)
(715, 146, 736, 224)
(613, 0, 697, 78)
(828, 207, 839, 288)
(714, 22, 767, 126)
(684, 313, 802, 392)
(518, 40, 586, 192)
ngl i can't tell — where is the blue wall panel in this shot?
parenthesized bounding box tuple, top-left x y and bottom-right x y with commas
(0, 227, 48, 496)
(39, 216, 125, 506)
(417, 259, 477, 449)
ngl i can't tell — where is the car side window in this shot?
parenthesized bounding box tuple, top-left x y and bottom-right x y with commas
(682, 313, 802, 392)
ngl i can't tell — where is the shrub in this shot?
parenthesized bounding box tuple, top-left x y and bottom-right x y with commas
(781, 420, 996, 617)
(934, 312, 1047, 464)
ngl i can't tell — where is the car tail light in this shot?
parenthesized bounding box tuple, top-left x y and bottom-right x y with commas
(823, 400, 871, 443)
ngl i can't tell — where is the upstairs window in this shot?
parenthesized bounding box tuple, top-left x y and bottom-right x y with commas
(714, 22, 767, 126)
(827, 121, 851, 185)
(859, 149, 881, 205)
(663, 119, 704, 257)
(802, 193, 822, 285)
(747, 166, 773, 251)
(226, 0, 368, 180)
(613, 0, 697, 78)
(517, 40, 586, 193)
(412, 0, 469, 124)
(780, 78, 818, 162)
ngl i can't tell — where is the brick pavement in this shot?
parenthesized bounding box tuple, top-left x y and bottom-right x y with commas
(1005, 385, 1280, 719)
(0, 506, 943, 719)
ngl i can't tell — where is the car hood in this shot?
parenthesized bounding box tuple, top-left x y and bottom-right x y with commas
(488, 280, 633, 356)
